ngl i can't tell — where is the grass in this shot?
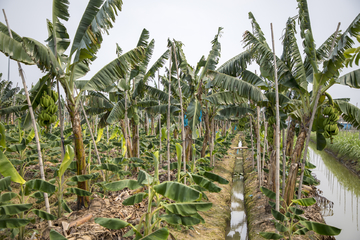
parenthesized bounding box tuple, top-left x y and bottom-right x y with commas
(324, 131, 360, 161)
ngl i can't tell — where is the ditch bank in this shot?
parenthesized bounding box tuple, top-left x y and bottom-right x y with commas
(242, 144, 334, 239)
(172, 134, 241, 239)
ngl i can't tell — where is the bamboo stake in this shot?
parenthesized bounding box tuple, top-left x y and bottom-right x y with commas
(2, 9, 52, 224)
(158, 71, 162, 164)
(172, 42, 186, 184)
(257, 106, 261, 187)
(270, 23, 280, 211)
(250, 115, 255, 170)
(167, 49, 172, 181)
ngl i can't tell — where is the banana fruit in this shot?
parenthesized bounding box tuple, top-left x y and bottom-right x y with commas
(322, 105, 340, 143)
(38, 90, 59, 128)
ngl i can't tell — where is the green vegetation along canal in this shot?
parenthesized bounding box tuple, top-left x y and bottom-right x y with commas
(309, 145, 360, 239)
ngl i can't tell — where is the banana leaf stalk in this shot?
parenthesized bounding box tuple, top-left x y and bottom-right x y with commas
(167, 49, 172, 181)
(172, 42, 186, 184)
(2, 9, 51, 225)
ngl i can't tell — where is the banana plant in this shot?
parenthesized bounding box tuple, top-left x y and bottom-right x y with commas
(96, 151, 212, 239)
(259, 187, 341, 239)
(0, 0, 145, 209)
(0, 145, 56, 240)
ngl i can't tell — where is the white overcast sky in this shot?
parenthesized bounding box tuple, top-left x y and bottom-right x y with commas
(0, 0, 359, 105)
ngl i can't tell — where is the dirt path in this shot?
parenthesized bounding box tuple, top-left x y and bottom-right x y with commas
(172, 134, 241, 239)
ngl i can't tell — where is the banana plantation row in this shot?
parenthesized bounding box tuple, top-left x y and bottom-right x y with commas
(0, 0, 360, 239)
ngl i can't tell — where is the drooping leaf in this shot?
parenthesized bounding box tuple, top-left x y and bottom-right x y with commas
(0, 204, 32, 215)
(191, 174, 222, 193)
(66, 187, 92, 196)
(32, 209, 57, 220)
(139, 227, 169, 240)
(0, 219, 30, 229)
(260, 187, 284, 202)
(94, 217, 129, 230)
(291, 197, 316, 206)
(0, 151, 25, 184)
(259, 232, 284, 239)
(300, 221, 341, 236)
(50, 229, 68, 240)
(163, 202, 212, 216)
(0, 192, 18, 203)
(25, 179, 56, 195)
(122, 192, 146, 206)
(137, 170, 154, 185)
(202, 171, 229, 184)
(154, 181, 202, 202)
(160, 214, 200, 226)
(0, 176, 11, 192)
(271, 208, 287, 222)
(274, 221, 289, 233)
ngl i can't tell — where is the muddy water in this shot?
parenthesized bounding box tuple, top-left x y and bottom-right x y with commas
(225, 142, 248, 240)
(309, 145, 360, 239)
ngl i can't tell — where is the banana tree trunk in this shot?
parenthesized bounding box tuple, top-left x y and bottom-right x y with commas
(210, 117, 215, 167)
(283, 122, 307, 205)
(145, 112, 149, 135)
(185, 126, 193, 163)
(285, 119, 296, 157)
(201, 110, 210, 157)
(67, 100, 89, 209)
(151, 115, 155, 135)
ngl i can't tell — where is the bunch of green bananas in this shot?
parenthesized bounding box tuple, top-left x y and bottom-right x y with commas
(38, 90, 58, 127)
(322, 106, 339, 143)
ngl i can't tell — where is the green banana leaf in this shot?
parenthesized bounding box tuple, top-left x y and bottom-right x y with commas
(0, 176, 11, 192)
(0, 151, 25, 184)
(191, 174, 222, 193)
(160, 214, 200, 226)
(153, 181, 202, 202)
(24, 179, 56, 195)
(259, 232, 284, 239)
(66, 188, 92, 196)
(31, 209, 56, 220)
(122, 192, 147, 206)
(0, 219, 31, 228)
(58, 145, 75, 178)
(291, 197, 316, 207)
(300, 220, 341, 236)
(0, 203, 32, 215)
(94, 217, 130, 230)
(139, 227, 169, 240)
(163, 202, 212, 216)
(49, 229, 68, 240)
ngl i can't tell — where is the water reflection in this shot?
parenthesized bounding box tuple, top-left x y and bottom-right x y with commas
(309, 145, 360, 239)
(226, 176, 248, 240)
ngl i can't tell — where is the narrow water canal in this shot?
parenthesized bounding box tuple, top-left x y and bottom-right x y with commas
(225, 142, 248, 240)
(309, 145, 360, 239)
